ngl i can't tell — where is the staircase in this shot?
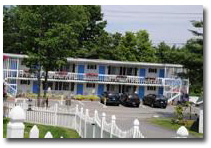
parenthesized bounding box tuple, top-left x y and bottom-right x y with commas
(4, 80, 17, 98)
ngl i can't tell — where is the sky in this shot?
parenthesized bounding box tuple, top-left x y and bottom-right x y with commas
(101, 5, 203, 46)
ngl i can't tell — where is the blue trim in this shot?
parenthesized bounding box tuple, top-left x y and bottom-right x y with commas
(159, 69, 165, 78)
(77, 84, 83, 95)
(139, 69, 146, 77)
(99, 65, 105, 74)
(78, 65, 84, 80)
(10, 59, 17, 69)
(98, 84, 104, 95)
(158, 87, 164, 95)
(99, 65, 105, 81)
(33, 81, 38, 93)
(138, 86, 145, 100)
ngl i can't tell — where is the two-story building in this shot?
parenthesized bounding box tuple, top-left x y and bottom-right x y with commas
(3, 53, 189, 102)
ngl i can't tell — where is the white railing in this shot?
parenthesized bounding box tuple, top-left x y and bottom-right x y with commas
(4, 102, 144, 138)
(4, 82, 17, 97)
(4, 69, 188, 86)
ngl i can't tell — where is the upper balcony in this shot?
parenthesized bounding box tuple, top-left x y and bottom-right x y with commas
(4, 69, 188, 87)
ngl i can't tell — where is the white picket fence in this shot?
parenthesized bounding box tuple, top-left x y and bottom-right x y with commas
(4, 101, 189, 138)
(4, 101, 144, 138)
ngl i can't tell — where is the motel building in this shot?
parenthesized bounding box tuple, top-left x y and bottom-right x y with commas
(3, 53, 189, 102)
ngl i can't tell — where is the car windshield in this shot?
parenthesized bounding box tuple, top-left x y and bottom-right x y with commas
(108, 93, 118, 97)
(156, 95, 166, 100)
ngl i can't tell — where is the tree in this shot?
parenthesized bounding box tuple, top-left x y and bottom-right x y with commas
(7, 6, 89, 105)
(136, 30, 157, 62)
(181, 20, 203, 94)
(3, 6, 23, 54)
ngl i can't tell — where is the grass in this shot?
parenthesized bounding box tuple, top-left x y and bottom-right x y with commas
(3, 118, 80, 138)
(148, 117, 203, 138)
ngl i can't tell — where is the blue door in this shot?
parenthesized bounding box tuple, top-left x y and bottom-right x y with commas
(139, 69, 146, 77)
(10, 59, 17, 77)
(139, 69, 146, 83)
(158, 87, 164, 95)
(78, 65, 84, 80)
(10, 59, 17, 69)
(99, 65, 105, 81)
(97, 84, 104, 95)
(77, 84, 83, 95)
(33, 81, 38, 93)
(159, 69, 165, 78)
(138, 86, 145, 100)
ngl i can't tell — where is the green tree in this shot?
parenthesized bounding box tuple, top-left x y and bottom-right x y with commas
(8, 6, 89, 105)
(181, 21, 203, 94)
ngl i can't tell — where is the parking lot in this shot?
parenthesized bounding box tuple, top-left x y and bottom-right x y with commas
(71, 100, 198, 138)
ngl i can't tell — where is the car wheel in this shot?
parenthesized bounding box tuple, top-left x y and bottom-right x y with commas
(162, 106, 167, 109)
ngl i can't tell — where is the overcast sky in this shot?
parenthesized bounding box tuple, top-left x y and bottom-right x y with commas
(101, 5, 203, 46)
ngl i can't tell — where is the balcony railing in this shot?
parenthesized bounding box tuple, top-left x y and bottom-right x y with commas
(4, 69, 187, 86)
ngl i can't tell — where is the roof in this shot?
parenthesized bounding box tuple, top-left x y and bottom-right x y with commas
(3, 53, 183, 68)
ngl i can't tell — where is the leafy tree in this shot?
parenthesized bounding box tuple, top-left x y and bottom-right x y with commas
(180, 20, 203, 94)
(7, 6, 89, 105)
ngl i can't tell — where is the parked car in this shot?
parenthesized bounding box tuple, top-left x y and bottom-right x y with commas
(120, 93, 140, 107)
(143, 94, 167, 108)
(100, 92, 120, 106)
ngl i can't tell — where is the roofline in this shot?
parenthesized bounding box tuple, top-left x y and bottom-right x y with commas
(3, 53, 183, 68)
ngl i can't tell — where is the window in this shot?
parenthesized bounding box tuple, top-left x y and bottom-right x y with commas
(71, 83, 75, 91)
(63, 82, 69, 90)
(87, 65, 97, 70)
(20, 80, 30, 85)
(148, 68, 157, 73)
(147, 86, 156, 91)
(55, 82, 62, 90)
(86, 83, 95, 88)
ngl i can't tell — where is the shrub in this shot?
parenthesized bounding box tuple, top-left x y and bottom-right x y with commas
(174, 105, 184, 121)
(74, 95, 85, 100)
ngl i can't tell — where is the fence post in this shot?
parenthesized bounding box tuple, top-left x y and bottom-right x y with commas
(133, 119, 139, 138)
(29, 125, 39, 138)
(7, 106, 26, 138)
(100, 112, 106, 138)
(79, 107, 83, 137)
(176, 126, 189, 138)
(75, 104, 79, 130)
(110, 115, 116, 138)
(54, 103, 58, 126)
(92, 110, 97, 138)
(84, 109, 89, 138)
(44, 131, 53, 138)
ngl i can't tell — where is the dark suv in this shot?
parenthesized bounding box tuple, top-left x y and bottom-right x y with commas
(143, 94, 167, 108)
(100, 92, 120, 106)
(120, 93, 140, 107)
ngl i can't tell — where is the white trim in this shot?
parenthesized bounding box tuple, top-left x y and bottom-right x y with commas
(3, 53, 183, 68)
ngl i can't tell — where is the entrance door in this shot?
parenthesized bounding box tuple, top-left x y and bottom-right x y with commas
(33, 81, 38, 93)
(98, 84, 104, 95)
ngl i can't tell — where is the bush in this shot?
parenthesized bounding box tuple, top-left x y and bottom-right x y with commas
(74, 95, 85, 100)
(174, 105, 184, 121)
(74, 95, 99, 101)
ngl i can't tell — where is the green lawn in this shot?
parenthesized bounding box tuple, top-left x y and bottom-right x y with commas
(3, 118, 80, 138)
(148, 117, 203, 138)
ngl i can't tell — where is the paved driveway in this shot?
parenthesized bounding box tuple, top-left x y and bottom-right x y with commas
(70, 100, 198, 138)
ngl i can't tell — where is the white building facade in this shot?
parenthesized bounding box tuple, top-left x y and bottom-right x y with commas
(3, 53, 189, 101)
